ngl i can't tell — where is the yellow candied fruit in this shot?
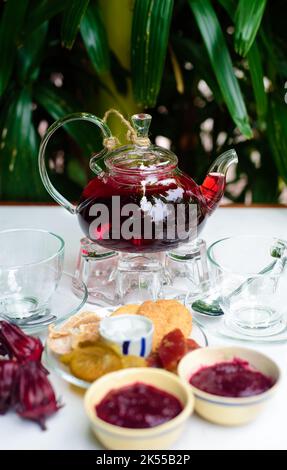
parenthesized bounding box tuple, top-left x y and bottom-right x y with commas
(121, 355, 147, 368)
(60, 338, 147, 382)
(70, 349, 122, 382)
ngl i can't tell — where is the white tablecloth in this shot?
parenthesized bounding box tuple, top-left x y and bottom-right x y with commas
(0, 205, 287, 450)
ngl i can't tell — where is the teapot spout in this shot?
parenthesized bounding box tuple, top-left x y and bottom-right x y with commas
(200, 149, 238, 212)
(207, 148, 238, 175)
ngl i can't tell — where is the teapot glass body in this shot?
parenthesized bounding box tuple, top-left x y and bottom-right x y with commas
(77, 146, 225, 253)
(38, 112, 238, 254)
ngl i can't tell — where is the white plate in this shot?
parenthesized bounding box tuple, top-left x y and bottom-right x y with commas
(44, 306, 208, 389)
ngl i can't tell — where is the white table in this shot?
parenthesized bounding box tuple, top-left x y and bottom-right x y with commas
(1, 205, 287, 450)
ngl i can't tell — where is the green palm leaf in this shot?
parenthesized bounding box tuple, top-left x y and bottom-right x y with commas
(131, 0, 174, 107)
(0, 88, 45, 200)
(80, 1, 110, 75)
(188, 0, 252, 138)
(23, 0, 69, 35)
(61, 0, 90, 49)
(235, 0, 267, 57)
(218, 0, 236, 17)
(247, 42, 267, 124)
(267, 98, 287, 184)
(172, 35, 223, 104)
(17, 22, 49, 84)
(34, 83, 102, 156)
(0, 0, 29, 97)
(219, 0, 267, 123)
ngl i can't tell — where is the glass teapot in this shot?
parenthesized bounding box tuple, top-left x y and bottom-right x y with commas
(38, 112, 238, 253)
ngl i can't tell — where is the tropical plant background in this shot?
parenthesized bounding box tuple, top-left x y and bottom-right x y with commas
(0, 0, 287, 203)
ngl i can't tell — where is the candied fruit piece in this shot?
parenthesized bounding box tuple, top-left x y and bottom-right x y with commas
(186, 338, 200, 352)
(70, 348, 122, 382)
(158, 328, 187, 371)
(61, 341, 122, 382)
(60, 351, 74, 365)
(147, 352, 162, 368)
(121, 355, 147, 368)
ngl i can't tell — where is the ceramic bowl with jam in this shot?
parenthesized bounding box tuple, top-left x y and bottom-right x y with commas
(178, 346, 280, 426)
(84, 367, 194, 450)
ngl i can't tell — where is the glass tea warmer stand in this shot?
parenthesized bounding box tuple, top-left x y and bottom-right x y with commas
(38, 110, 238, 305)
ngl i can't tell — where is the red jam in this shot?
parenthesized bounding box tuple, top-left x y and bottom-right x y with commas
(189, 358, 274, 398)
(95, 382, 183, 428)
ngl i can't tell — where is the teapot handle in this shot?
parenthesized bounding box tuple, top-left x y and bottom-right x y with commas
(38, 112, 112, 214)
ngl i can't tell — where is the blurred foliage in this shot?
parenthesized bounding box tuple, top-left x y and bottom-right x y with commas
(0, 0, 287, 203)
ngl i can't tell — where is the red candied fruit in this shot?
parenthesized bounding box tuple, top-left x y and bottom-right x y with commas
(147, 351, 162, 368)
(158, 329, 187, 371)
(147, 329, 201, 371)
(186, 338, 200, 353)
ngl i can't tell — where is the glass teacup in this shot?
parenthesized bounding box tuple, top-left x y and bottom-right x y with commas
(0, 229, 64, 321)
(208, 236, 287, 337)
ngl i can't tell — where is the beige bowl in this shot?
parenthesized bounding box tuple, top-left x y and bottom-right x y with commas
(84, 367, 194, 450)
(178, 346, 280, 426)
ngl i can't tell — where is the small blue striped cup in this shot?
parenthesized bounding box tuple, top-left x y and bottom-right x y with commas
(99, 314, 154, 358)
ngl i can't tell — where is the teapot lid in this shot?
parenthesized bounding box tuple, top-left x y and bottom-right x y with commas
(100, 112, 178, 174)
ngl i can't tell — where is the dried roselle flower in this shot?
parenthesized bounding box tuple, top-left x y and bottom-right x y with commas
(0, 341, 9, 358)
(15, 361, 61, 430)
(0, 321, 43, 362)
(0, 360, 19, 414)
